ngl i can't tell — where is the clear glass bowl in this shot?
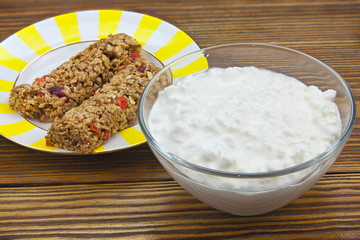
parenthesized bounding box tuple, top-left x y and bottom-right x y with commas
(138, 43, 356, 216)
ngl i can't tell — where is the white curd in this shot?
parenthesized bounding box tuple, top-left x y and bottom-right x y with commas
(149, 66, 342, 174)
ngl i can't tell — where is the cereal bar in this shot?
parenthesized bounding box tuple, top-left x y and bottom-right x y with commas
(9, 33, 142, 122)
(45, 58, 160, 153)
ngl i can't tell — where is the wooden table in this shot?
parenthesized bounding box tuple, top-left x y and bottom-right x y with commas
(0, 0, 359, 239)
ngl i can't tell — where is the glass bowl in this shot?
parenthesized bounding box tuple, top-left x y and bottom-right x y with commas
(138, 43, 356, 216)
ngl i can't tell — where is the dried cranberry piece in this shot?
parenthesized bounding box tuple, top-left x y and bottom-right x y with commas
(137, 63, 146, 73)
(102, 130, 111, 142)
(48, 86, 69, 102)
(48, 86, 64, 97)
(131, 52, 140, 60)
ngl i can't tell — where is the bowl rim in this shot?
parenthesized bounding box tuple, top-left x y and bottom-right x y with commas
(139, 43, 357, 178)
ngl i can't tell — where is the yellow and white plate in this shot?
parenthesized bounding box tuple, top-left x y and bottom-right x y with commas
(0, 10, 200, 154)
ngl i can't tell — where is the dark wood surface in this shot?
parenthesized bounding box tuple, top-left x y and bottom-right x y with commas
(1, 0, 360, 239)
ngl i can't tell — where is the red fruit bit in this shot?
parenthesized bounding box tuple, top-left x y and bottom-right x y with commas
(35, 75, 47, 83)
(21, 100, 25, 109)
(131, 52, 140, 60)
(48, 86, 69, 102)
(116, 96, 127, 110)
(36, 91, 44, 97)
(45, 139, 53, 146)
(102, 130, 111, 142)
(117, 64, 126, 71)
(90, 124, 101, 136)
(137, 63, 146, 73)
(48, 86, 64, 97)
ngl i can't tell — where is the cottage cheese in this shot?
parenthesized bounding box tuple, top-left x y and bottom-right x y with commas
(149, 66, 342, 174)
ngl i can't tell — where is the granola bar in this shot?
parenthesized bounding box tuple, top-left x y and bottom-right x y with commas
(9, 33, 142, 122)
(45, 58, 159, 153)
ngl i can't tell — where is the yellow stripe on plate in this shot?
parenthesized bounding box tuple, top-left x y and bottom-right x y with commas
(154, 30, 194, 62)
(0, 120, 36, 137)
(54, 12, 81, 44)
(15, 24, 52, 55)
(0, 103, 16, 114)
(119, 127, 146, 145)
(133, 14, 162, 46)
(94, 144, 105, 153)
(171, 55, 209, 79)
(30, 137, 56, 151)
(0, 46, 28, 72)
(0, 79, 14, 92)
(98, 10, 122, 39)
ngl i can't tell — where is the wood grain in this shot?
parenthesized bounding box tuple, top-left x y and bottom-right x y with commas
(0, 0, 359, 238)
(0, 173, 360, 239)
(0, 143, 171, 186)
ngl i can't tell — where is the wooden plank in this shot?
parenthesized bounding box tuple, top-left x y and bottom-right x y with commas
(0, 143, 172, 186)
(0, 140, 359, 186)
(0, 173, 359, 239)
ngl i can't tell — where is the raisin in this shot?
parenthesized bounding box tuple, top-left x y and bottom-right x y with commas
(48, 86, 69, 102)
(137, 63, 146, 73)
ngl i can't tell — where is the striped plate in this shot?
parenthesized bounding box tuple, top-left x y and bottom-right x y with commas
(0, 10, 200, 154)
